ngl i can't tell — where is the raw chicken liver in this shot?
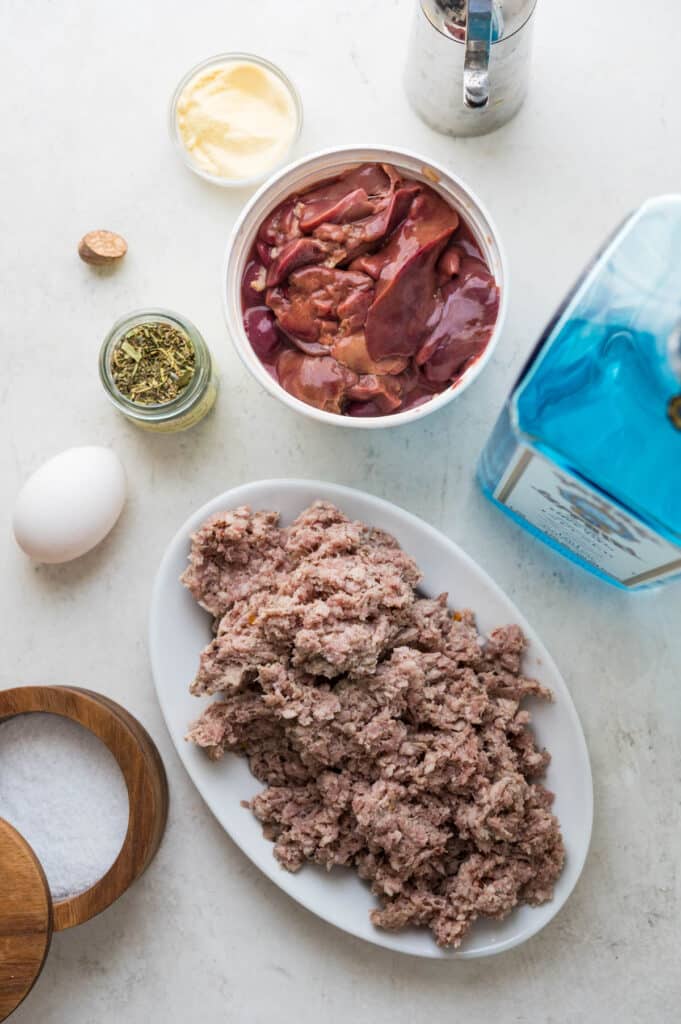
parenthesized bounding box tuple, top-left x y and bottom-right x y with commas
(241, 163, 500, 416)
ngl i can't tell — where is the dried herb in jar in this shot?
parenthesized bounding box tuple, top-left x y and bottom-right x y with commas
(111, 321, 196, 405)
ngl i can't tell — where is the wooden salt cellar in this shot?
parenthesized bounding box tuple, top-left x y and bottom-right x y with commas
(0, 686, 169, 1021)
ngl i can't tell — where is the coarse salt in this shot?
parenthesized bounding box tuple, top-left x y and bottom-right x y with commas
(0, 712, 129, 900)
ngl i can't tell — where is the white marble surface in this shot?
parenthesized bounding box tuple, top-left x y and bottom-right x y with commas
(1, 0, 680, 1020)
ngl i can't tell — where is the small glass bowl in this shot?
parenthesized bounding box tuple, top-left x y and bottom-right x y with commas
(99, 309, 218, 433)
(169, 52, 303, 188)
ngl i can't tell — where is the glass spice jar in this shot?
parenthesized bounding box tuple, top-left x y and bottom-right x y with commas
(99, 308, 218, 432)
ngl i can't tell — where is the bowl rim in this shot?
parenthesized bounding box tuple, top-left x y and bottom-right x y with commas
(222, 143, 509, 429)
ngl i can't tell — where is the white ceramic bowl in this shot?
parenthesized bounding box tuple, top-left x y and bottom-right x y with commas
(150, 479, 593, 958)
(223, 145, 508, 429)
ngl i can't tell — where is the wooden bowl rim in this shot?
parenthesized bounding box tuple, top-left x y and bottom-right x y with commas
(0, 685, 168, 931)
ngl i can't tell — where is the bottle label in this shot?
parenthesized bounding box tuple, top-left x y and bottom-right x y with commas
(494, 446, 681, 586)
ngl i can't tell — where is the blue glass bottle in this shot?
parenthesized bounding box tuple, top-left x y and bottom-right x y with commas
(478, 196, 681, 589)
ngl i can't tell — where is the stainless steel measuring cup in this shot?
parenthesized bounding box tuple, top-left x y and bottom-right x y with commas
(405, 0, 538, 136)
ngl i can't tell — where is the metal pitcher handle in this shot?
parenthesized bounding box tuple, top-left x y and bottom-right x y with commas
(463, 0, 493, 108)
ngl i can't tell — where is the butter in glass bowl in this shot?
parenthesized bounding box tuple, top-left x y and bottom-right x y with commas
(170, 53, 302, 187)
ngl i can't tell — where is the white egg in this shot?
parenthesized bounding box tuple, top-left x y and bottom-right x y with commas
(13, 447, 127, 564)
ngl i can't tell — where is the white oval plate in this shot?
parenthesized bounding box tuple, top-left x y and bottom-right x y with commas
(150, 479, 593, 959)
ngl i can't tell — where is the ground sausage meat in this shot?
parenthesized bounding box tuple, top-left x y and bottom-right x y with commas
(183, 501, 564, 948)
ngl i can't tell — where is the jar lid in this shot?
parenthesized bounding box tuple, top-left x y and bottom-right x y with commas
(0, 818, 53, 1022)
